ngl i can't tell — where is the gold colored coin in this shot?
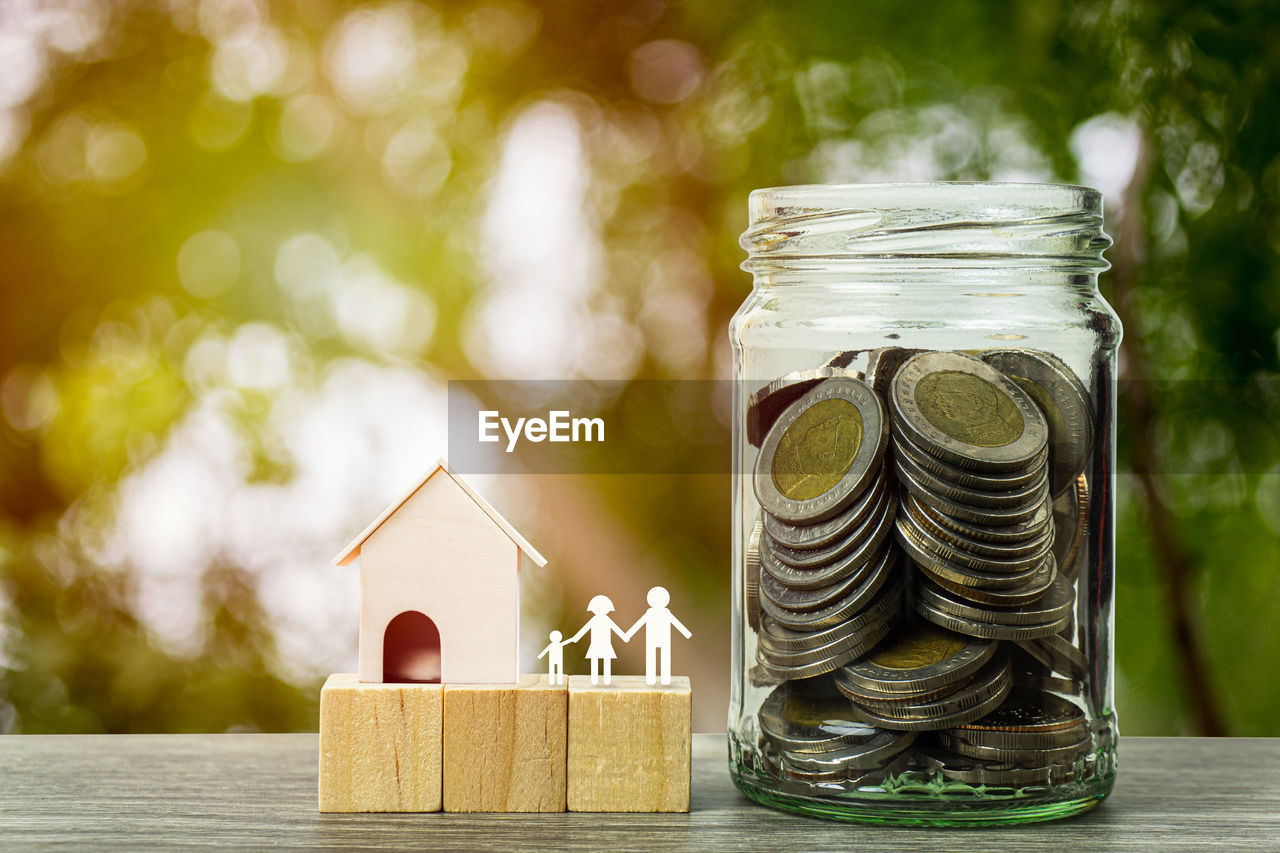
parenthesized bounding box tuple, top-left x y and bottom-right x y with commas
(914, 370, 1023, 448)
(770, 397, 863, 501)
(870, 622, 967, 671)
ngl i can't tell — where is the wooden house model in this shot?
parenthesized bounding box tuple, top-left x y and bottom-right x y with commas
(333, 459, 546, 684)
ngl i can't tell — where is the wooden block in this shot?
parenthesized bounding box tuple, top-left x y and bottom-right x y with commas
(443, 674, 568, 812)
(566, 675, 691, 813)
(318, 673, 443, 812)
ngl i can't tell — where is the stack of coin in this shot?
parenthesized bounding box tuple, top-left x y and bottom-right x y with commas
(743, 346, 1102, 793)
(833, 622, 1012, 731)
(887, 351, 1069, 643)
(751, 376, 903, 679)
(927, 687, 1092, 786)
(758, 682, 915, 785)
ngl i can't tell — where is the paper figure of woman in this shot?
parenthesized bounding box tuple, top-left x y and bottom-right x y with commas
(568, 594, 629, 685)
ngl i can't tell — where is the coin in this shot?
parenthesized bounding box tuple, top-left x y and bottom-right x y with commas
(757, 608, 899, 680)
(843, 650, 1011, 721)
(894, 443, 1050, 510)
(838, 621, 996, 695)
(921, 554, 1057, 607)
(896, 525, 1048, 590)
(759, 579, 902, 653)
(980, 348, 1093, 496)
(780, 731, 916, 776)
(758, 685, 879, 753)
(847, 667, 1011, 732)
(746, 518, 762, 630)
(759, 549, 898, 631)
(950, 688, 1088, 749)
(746, 366, 861, 447)
(895, 458, 1051, 527)
(897, 505, 1054, 576)
(909, 491, 1052, 544)
(765, 480, 894, 569)
(1018, 633, 1089, 680)
(892, 430, 1045, 491)
(936, 731, 1090, 765)
(756, 377, 889, 523)
(922, 750, 1078, 787)
(1053, 473, 1089, 581)
(759, 493, 897, 590)
(890, 351, 1049, 472)
(903, 493, 1051, 561)
(911, 593, 1069, 641)
(763, 471, 888, 551)
(915, 570, 1075, 628)
(864, 346, 925, 400)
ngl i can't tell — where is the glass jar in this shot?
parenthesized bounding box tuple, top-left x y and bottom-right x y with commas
(728, 182, 1120, 825)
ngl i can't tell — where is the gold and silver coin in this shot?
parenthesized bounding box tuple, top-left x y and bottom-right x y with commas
(746, 366, 862, 447)
(890, 351, 1049, 472)
(756, 377, 889, 524)
(980, 348, 1093, 497)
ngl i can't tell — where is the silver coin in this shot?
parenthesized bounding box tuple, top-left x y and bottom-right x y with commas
(844, 651, 1010, 721)
(897, 504, 1054, 576)
(980, 348, 1093, 497)
(759, 492, 898, 590)
(894, 443, 1050, 511)
(763, 469, 889, 551)
(908, 491, 1052, 544)
(903, 492, 1053, 561)
(849, 670, 1012, 732)
(1053, 473, 1089, 581)
(759, 549, 899, 631)
(923, 751, 1078, 786)
(781, 730, 916, 775)
(896, 523, 1048, 590)
(758, 685, 880, 753)
(1018, 633, 1089, 680)
(746, 518, 762, 631)
(839, 621, 997, 696)
(833, 669, 969, 706)
(936, 731, 1091, 765)
(915, 570, 1075, 628)
(911, 593, 1070, 641)
(864, 346, 925, 400)
(892, 430, 1045, 491)
(765, 478, 894, 569)
(950, 687, 1088, 749)
(757, 609, 898, 680)
(759, 577, 902, 653)
(918, 553, 1057, 608)
(756, 377, 889, 524)
(890, 351, 1049, 472)
(896, 459, 1051, 527)
(758, 550, 879, 613)
(746, 366, 861, 447)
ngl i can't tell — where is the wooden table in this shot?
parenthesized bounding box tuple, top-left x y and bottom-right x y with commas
(2, 734, 1277, 849)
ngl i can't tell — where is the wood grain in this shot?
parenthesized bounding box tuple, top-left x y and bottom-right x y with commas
(319, 674, 443, 812)
(567, 675, 691, 813)
(1, 735, 1279, 849)
(443, 674, 567, 812)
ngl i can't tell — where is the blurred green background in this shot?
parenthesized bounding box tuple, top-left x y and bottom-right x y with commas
(1, 0, 1278, 736)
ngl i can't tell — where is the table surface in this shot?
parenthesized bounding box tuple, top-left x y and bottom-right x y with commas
(2, 734, 1278, 850)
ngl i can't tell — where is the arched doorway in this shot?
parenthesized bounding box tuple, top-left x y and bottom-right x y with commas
(383, 611, 441, 683)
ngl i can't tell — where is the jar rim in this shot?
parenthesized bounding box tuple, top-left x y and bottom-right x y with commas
(748, 181, 1101, 225)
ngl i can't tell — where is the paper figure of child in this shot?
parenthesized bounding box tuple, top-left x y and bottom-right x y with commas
(624, 585, 692, 686)
(568, 594, 629, 685)
(538, 630, 570, 685)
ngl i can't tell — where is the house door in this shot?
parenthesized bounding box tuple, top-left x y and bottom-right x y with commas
(383, 610, 441, 683)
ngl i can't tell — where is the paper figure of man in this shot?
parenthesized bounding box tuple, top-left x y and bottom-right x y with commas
(538, 629, 570, 685)
(624, 586, 692, 685)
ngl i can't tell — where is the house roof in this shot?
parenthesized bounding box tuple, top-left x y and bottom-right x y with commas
(332, 458, 548, 568)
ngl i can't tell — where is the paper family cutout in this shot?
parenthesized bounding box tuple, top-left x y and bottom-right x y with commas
(539, 586, 692, 686)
